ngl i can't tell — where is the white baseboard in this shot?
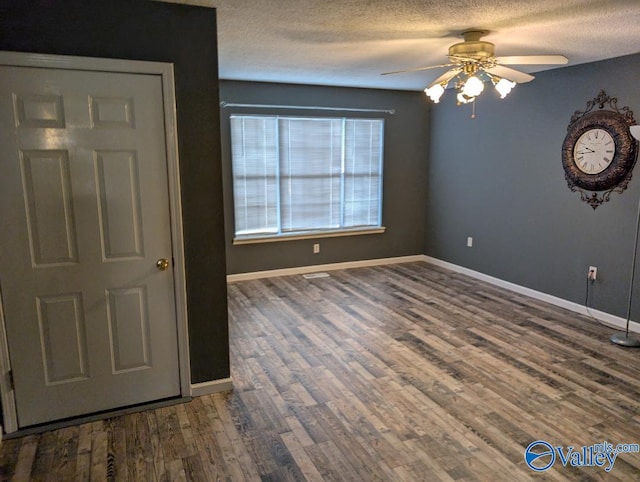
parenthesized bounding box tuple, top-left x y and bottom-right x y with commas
(190, 377, 233, 397)
(226, 255, 425, 282)
(422, 255, 640, 334)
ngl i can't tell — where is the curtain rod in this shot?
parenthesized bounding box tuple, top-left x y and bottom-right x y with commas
(220, 101, 395, 115)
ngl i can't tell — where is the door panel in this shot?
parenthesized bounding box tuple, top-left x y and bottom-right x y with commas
(37, 292, 89, 384)
(95, 150, 144, 260)
(106, 286, 152, 372)
(21, 150, 79, 266)
(0, 65, 181, 427)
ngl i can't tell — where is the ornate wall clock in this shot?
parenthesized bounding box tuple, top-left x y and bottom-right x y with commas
(561, 90, 638, 209)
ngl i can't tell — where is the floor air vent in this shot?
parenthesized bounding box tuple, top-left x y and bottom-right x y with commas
(302, 272, 330, 279)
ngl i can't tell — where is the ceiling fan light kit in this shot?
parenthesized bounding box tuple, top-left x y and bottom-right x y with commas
(423, 66, 519, 106)
(389, 30, 568, 108)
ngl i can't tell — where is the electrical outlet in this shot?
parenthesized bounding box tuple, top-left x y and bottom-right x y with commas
(588, 266, 597, 281)
(313, 243, 320, 254)
(467, 236, 473, 247)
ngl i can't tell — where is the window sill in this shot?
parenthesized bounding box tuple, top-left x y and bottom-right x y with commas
(232, 227, 386, 245)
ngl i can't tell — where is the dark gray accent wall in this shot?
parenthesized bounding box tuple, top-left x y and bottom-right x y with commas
(220, 80, 431, 274)
(426, 53, 640, 319)
(0, 0, 229, 383)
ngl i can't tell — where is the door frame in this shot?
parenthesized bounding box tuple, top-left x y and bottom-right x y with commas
(0, 51, 191, 433)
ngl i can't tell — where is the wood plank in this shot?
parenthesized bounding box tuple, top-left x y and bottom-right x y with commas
(52, 426, 79, 481)
(73, 421, 96, 482)
(107, 423, 127, 482)
(29, 429, 57, 481)
(89, 430, 108, 482)
(3, 262, 640, 481)
(280, 431, 325, 482)
(145, 411, 167, 482)
(209, 393, 262, 480)
(11, 435, 38, 481)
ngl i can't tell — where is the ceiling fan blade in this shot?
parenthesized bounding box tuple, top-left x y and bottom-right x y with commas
(427, 67, 463, 89)
(495, 55, 568, 65)
(381, 63, 456, 76)
(485, 65, 535, 83)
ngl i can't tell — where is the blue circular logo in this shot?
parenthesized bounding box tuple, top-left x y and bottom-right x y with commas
(525, 440, 556, 472)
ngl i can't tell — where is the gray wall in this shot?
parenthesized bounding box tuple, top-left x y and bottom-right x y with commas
(0, 0, 229, 383)
(220, 80, 431, 274)
(426, 53, 640, 319)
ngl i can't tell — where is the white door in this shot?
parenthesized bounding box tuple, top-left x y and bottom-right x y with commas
(0, 63, 182, 427)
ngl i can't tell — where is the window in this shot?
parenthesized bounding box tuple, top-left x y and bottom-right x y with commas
(230, 115, 384, 241)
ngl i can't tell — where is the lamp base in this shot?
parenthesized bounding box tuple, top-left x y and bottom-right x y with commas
(610, 332, 640, 347)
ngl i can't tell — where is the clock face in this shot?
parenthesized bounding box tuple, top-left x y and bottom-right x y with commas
(573, 128, 615, 174)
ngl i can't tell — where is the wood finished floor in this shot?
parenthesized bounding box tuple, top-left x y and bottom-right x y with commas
(1, 261, 640, 481)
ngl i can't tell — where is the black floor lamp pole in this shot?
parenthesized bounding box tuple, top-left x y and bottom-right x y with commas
(611, 126, 640, 347)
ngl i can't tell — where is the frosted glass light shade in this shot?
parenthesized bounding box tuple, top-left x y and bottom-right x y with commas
(462, 76, 484, 97)
(425, 84, 445, 103)
(457, 92, 474, 104)
(495, 78, 516, 99)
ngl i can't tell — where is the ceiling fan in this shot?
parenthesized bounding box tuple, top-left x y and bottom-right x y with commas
(383, 30, 568, 105)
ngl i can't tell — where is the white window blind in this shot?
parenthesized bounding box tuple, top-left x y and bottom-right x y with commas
(231, 115, 383, 239)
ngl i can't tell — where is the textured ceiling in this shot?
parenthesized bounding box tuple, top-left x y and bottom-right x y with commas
(167, 0, 640, 91)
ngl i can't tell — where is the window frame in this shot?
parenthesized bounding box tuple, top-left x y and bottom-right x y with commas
(229, 114, 386, 244)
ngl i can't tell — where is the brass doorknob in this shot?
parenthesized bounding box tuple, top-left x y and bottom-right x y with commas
(156, 258, 170, 271)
